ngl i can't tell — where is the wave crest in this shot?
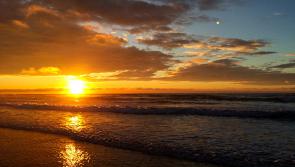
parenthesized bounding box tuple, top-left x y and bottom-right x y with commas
(1, 103, 295, 119)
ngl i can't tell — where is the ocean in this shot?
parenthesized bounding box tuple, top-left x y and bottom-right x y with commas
(0, 93, 295, 167)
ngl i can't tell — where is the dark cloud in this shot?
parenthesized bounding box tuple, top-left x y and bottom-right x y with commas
(139, 33, 273, 55)
(0, 0, 292, 86)
(271, 60, 295, 69)
(0, 0, 25, 22)
(128, 25, 173, 34)
(206, 37, 269, 53)
(0, 0, 241, 34)
(155, 0, 242, 11)
(138, 32, 199, 49)
(35, 0, 189, 26)
(195, 0, 243, 11)
(31, 0, 240, 32)
(175, 15, 219, 25)
(248, 51, 277, 55)
(168, 59, 295, 84)
(196, 0, 223, 10)
(0, 4, 173, 76)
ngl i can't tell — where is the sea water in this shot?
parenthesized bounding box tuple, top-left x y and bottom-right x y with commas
(0, 93, 294, 167)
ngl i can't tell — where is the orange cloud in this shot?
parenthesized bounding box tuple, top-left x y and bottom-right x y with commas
(191, 58, 209, 64)
(164, 59, 295, 85)
(21, 67, 60, 75)
(0, 0, 293, 87)
(87, 33, 127, 46)
(82, 70, 128, 80)
(185, 37, 269, 53)
(12, 20, 29, 28)
(0, 11, 172, 76)
(25, 4, 60, 17)
(138, 32, 198, 49)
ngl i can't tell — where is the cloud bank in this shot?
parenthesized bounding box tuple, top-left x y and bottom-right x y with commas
(0, 0, 294, 86)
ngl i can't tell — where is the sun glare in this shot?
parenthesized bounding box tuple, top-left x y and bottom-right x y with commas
(60, 143, 90, 167)
(68, 78, 86, 95)
(65, 115, 84, 131)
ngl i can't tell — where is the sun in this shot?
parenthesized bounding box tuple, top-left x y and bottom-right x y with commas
(68, 78, 86, 95)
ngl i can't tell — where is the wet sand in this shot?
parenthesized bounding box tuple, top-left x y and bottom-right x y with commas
(0, 128, 218, 167)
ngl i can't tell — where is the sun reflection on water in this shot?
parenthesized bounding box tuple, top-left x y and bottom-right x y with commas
(65, 115, 84, 132)
(60, 143, 90, 167)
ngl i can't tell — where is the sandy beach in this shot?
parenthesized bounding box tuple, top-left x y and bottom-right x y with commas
(0, 128, 218, 167)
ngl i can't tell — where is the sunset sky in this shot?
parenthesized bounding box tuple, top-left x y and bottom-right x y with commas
(0, 0, 295, 93)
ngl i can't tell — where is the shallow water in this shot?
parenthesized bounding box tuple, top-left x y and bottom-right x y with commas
(0, 128, 214, 167)
(0, 94, 295, 167)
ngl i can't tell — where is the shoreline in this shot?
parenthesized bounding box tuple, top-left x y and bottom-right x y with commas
(0, 128, 218, 167)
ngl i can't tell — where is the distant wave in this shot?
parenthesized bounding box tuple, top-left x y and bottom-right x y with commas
(90, 93, 295, 103)
(58, 94, 295, 104)
(2, 93, 294, 104)
(1, 103, 295, 119)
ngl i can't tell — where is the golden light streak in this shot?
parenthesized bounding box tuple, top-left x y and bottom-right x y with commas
(65, 115, 84, 132)
(60, 143, 90, 167)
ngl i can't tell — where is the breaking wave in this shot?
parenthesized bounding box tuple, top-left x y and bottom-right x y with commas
(0, 103, 295, 119)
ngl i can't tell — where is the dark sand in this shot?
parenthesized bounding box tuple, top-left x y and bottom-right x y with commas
(0, 128, 218, 167)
